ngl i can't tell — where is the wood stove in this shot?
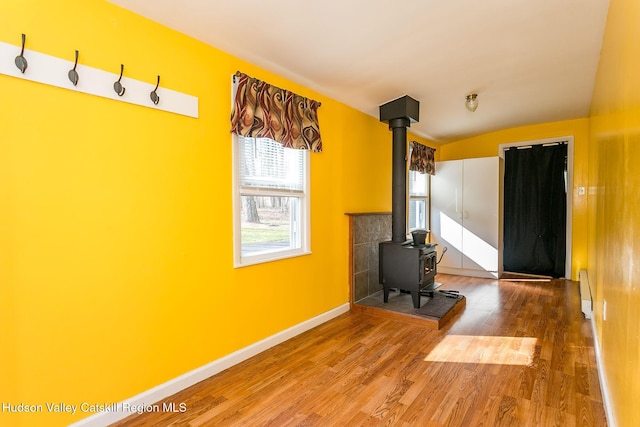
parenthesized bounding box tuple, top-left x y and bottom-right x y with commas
(377, 95, 437, 309)
(379, 241, 437, 309)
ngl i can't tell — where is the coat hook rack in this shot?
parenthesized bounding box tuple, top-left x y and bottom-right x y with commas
(68, 50, 79, 86)
(14, 34, 28, 73)
(0, 40, 198, 117)
(113, 64, 126, 96)
(150, 75, 160, 105)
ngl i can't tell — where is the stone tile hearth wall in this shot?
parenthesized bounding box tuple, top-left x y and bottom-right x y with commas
(350, 213, 392, 302)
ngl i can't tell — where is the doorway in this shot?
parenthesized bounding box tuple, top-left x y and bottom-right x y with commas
(499, 137, 573, 279)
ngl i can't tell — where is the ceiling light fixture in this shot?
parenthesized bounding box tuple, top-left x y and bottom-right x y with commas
(465, 93, 478, 112)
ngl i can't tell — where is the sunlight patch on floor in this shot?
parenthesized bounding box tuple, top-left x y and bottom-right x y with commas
(424, 335, 538, 366)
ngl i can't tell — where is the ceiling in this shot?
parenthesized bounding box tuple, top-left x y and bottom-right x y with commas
(108, 0, 610, 143)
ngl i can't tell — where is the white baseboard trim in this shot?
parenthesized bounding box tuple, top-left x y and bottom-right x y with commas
(579, 269, 593, 319)
(71, 303, 350, 427)
(590, 316, 616, 427)
(438, 266, 499, 279)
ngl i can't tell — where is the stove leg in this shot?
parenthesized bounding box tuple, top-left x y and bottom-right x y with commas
(412, 291, 421, 309)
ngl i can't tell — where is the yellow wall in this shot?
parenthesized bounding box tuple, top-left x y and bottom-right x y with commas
(588, 0, 640, 425)
(438, 119, 590, 280)
(0, 1, 442, 426)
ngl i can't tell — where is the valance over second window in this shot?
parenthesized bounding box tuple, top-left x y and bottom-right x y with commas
(409, 141, 436, 175)
(230, 72, 323, 152)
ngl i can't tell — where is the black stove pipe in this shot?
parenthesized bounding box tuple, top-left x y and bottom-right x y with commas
(379, 95, 419, 244)
(389, 118, 410, 243)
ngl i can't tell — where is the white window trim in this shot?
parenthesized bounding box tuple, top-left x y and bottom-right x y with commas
(232, 135, 311, 268)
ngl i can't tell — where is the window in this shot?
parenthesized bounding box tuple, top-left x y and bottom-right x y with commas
(408, 170, 429, 231)
(233, 135, 310, 266)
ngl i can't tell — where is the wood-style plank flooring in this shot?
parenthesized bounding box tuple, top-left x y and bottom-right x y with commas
(113, 274, 607, 426)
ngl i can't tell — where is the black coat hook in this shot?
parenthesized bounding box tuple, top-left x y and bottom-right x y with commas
(68, 50, 79, 86)
(113, 64, 126, 96)
(14, 33, 28, 73)
(150, 75, 160, 105)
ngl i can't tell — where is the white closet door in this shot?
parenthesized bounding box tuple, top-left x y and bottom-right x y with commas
(461, 157, 499, 272)
(430, 160, 463, 269)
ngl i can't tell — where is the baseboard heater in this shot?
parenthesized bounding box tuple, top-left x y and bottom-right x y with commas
(579, 269, 593, 319)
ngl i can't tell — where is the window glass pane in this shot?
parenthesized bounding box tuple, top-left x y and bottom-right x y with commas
(233, 132, 309, 266)
(238, 136, 304, 191)
(409, 170, 427, 196)
(409, 199, 426, 230)
(240, 195, 300, 255)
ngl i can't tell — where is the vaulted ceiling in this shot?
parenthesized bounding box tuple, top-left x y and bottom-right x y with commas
(108, 0, 610, 143)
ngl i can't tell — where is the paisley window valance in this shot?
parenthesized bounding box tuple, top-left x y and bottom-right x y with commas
(230, 72, 322, 152)
(409, 141, 436, 175)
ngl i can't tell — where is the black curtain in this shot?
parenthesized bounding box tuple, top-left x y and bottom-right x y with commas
(503, 143, 567, 277)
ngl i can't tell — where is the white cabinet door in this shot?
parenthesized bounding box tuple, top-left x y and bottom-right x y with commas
(461, 157, 499, 272)
(430, 157, 500, 278)
(430, 160, 463, 270)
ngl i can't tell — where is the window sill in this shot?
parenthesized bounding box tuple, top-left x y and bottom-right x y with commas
(234, 249, 312, 268)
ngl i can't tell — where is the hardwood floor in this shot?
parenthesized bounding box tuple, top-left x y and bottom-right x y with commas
(113, 274, 607, 426)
